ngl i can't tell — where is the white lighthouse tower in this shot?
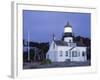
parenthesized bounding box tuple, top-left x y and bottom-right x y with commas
(62, 22, 73, 42)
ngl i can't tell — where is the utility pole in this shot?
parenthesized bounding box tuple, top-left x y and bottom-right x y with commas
(28, 31, 30, 61)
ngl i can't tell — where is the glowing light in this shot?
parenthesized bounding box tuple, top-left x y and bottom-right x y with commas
(64, 27, 72, 33)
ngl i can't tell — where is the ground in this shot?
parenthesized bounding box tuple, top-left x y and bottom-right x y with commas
(23, 60, 90, 69)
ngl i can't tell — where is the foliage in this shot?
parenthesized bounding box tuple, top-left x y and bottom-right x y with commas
(23, 51, 28, 62)
(74, 36, 91, 60)
(74, 36, 91, 47)
(40, 59, 52, 65)
(30, 49, 35, 62)
(23, 36, 91, 62)
(23, 41, 49, 62)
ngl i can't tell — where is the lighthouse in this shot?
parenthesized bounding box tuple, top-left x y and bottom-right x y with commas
(62, 22, 73, 42)
(46, 22, 87, 62)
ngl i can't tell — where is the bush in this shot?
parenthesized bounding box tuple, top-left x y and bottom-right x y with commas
(40, 59, 52, 65)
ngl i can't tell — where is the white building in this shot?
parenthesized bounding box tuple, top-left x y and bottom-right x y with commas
(46, 22, 87, 62)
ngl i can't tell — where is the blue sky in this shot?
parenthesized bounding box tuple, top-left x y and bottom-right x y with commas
(23, 10, 91, 42)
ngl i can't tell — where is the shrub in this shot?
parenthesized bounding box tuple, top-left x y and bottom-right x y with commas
(40, 59, 52, 65)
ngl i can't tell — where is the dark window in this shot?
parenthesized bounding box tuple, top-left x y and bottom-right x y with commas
(72, 51, 74, 57)
(75, 51, 77, 57)
(53, 43, 55, 49)
(82, 51, 85, 56)
(65, 51, 68, 56)
(69, 39, 71, 42)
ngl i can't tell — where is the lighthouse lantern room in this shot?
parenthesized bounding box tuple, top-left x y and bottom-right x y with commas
(63, 22, 73, 43)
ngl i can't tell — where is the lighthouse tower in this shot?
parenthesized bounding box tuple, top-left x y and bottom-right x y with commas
(62, 22, 73, 42)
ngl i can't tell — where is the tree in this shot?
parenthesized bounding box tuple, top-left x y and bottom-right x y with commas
(30, 48, 35, 62)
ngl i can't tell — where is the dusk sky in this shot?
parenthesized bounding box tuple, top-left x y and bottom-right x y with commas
(23, 10, 91, 42)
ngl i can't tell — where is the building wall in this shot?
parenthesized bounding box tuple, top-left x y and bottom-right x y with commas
(46, 41, 87, 62)
(70, 47, 87, 61)
(46, 51, 58, 62)
(46, 41, 58, 62)
(64, 37, 73, 42)
(57, 46, 71, 62)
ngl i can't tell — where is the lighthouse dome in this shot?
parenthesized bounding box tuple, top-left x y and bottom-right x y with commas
(64, 22, 72, 33)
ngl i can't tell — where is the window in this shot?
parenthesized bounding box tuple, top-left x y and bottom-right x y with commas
(78, 52, 80, 56)
(72, 51, 77, 57)
(69, 39, 71, 42)
(75, 51, 77, 57)
(72, 51, 74, 57)
(65, 51, 68, 56)
(82, 51, 85, 56)
(53, 43, 55, 49)
(59, 51, 63, 56)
